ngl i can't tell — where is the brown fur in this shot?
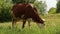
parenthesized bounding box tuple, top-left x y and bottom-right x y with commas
(12, 3, 45, 28)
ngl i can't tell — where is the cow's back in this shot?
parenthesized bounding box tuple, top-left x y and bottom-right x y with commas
(12, 3, 28, 18)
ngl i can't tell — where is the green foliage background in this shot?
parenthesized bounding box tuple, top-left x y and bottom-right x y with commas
(56, 0, 60, 13)
(0, 0, 47, 22)
(0, 0, 12, 22)
(48, 7, 56, 14)
(12, 0, 35, 4)
(34, 1, 47, 15)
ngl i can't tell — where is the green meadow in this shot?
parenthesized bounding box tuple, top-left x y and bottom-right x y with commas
(0, 14, 60, 34)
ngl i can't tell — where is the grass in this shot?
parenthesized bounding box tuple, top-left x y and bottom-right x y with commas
(0, 14, 60, 34)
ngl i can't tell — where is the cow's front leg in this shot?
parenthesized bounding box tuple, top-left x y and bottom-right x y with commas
(28, 19, 32, 29)
(28, 21, 30, 29)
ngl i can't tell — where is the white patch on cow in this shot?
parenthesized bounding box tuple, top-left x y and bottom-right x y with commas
(29, 4, 34, 8)
(42, 19, 45, 22)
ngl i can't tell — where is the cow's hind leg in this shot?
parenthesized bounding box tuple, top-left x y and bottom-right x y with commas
(12, 18, 16, 28)
(22, 19, 26, 29)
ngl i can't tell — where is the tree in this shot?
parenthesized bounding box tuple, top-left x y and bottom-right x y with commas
(12, 0, 36, 4)
(56, 0, 60, 13)
(34, 1, 47, 15)
(0, 0, 12, 22)
(48, 7, 56, 14)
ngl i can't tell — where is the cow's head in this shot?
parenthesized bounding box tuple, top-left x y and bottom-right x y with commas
(37, 19, 45, 28)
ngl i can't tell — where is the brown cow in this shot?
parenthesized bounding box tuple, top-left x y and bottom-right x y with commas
(12, 3, 45, 29)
